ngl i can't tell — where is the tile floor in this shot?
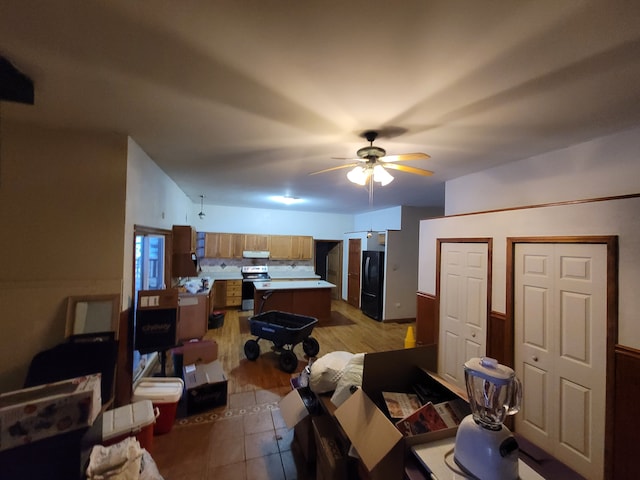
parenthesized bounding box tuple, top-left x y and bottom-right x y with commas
(152, 386, 314, 480)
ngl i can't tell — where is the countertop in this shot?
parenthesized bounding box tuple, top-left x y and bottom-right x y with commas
(268, 272, 321, 280)
(253, 280, 336, 290)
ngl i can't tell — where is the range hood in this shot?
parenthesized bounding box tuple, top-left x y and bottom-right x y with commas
(243, 250, 270, 259)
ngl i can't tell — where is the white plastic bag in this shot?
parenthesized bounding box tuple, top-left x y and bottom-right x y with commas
(86, 437, 143, 480)
(139, 449, 164, 480)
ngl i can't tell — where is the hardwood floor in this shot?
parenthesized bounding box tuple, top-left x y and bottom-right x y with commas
(150, 300, 414, 480)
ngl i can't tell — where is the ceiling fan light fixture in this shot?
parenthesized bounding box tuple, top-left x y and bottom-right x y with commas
(373, 164, 394, 186)
(347, 166, 369, 185)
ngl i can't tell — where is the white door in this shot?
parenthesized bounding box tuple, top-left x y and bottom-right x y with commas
(438, 242, 488, 391)
(514, 243, 606, 480)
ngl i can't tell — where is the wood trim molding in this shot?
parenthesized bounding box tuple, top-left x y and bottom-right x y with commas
(487, 311, 509, 365)
(115, 307, 133, 407)
(505, 235, 618, 479)
(612, 344, 640, 479)
(437, 192, 640, 220)
(416, 292, 437, 345)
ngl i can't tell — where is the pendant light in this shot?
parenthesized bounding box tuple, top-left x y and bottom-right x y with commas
(198, 194, 205, 219)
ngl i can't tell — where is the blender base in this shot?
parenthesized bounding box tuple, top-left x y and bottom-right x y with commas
(454, 415, 519, 480)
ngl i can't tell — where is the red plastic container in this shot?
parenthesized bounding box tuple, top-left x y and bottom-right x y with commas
(102, 400, 158, 452)
(133, 378, 184, 435)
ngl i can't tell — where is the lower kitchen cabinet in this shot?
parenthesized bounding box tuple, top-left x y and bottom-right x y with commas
(211, 280, 242, 309)
(177, 294, 208, 341)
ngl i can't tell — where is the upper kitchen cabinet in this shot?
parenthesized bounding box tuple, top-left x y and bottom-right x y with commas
(172, 225, 197, 277)
(270, 235, 293, 260)
(173, 225, 196, 253)
(291, 236, 313, 260)
(270, 235, 313, 260)
(204, 233, 243, 258)
(244, 234, 270, 252)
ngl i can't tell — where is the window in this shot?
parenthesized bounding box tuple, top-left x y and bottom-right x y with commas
(135, 234, 166, 291)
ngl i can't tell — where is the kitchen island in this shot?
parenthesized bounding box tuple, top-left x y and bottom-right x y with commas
(253, 280, 336, 322)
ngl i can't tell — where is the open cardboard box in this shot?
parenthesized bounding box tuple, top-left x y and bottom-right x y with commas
(279, 346, 468, 479)
(335, 346, 468, 480)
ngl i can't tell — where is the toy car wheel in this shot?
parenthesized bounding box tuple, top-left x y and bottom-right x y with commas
(279, 350, 298, 373)
(302, 337, 320, 357)
(244, 340, 260, 361)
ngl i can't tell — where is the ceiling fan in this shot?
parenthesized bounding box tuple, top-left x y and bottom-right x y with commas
(309, 130, 433, 186)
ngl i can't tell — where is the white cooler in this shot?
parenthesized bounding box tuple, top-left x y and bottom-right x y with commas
(103, 400, 158, 453)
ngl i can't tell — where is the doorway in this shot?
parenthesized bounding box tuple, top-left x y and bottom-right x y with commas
(437, 239, 491, 391)
(314, 240, 343, 300)
(509, 237, 617, 480)
(131, 225, 172, 383)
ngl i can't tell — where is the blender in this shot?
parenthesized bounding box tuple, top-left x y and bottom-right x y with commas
(454, 357, 522, 480)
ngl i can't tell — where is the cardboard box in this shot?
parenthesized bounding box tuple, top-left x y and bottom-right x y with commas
(313, 415, 350, 480)
(183, 360, 228, 413)
(0, 374, 101, 452)
(279, 385, 322, 463)
(332, 346, 468, 480)
(171, 339, 218, 377)
(0, 412, 103, 480)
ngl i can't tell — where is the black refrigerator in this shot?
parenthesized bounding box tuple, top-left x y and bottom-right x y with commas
(361, 250, 384, 320)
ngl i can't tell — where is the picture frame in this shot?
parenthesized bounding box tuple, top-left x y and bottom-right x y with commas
(65, 294, 121, 339)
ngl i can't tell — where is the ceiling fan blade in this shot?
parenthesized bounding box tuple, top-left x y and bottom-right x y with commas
(383, 163, 434, 176)
(309, 163, 359, 175)
(331, 156, 367, 162)
(380, 152, 431, 162)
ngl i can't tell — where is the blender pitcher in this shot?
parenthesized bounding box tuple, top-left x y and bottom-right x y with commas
(454, 357, 522, 480)
(465, 356, 522, 428)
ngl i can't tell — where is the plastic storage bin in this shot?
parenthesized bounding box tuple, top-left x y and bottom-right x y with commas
(103, 400, 158, 453)
(133, 377, 184, 435)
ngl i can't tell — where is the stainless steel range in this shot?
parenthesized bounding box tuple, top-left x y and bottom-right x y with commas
(241, 265, 270, 311)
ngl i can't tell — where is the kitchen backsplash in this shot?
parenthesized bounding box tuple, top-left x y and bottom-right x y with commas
(199, 257, 314, 274)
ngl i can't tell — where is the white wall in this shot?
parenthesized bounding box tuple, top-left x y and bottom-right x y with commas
(445, 125, 640, 215)
(419, 197, 640, 349)
(122, 138, 195, 307)
(385, 207, 443, 320)
(193, 204, 353, 240)
(420, 126, 640, 349)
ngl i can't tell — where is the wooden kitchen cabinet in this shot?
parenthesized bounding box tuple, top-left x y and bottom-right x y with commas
(291, 235, 313, 260)
(172, 225, 197, 277)
(269, 235, 313, 260)
(226, 280, 242, 307)
(211, 279, 242, 309)
(270, 235, 292, 259)
(244, 234, 270, 251)
(173, 225, 196, 253)
(204, 233, 244, 258)
(177, 294, 208, 341)
(211, 281, 227, 309)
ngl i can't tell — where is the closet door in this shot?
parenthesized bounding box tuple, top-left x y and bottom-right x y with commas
(514, 243, 606, 480)
(438, 242, 488, 391)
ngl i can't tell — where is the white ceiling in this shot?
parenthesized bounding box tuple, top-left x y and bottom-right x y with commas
(2, 1, 640, 214)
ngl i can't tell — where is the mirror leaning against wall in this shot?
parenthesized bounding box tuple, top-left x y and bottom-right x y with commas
(65, 294, 120, 339)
